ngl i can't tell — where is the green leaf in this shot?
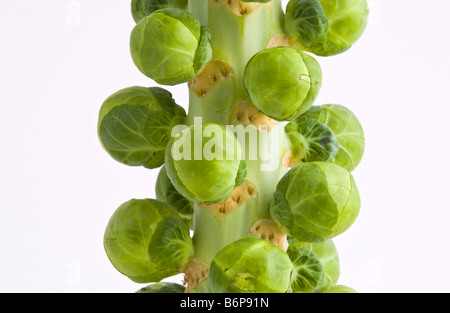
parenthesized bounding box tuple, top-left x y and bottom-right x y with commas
(234, 159, 247, 188)
(287, 246, 325, 293)
(285, 0, 328, 50)
(288, 237, 340, 292)
(148, 216, 193, 267)
(144, 110, 186, 148)
(285, 0, 369, 56)
(99, 104, 162, 167)
(156, 166, 194, 219)
(285, 118, 339, 164)
(299, 51, 323, 110)
(98, 86, 186, 168)
(298, 104, 365, 172)
(193, 26, 213, 73)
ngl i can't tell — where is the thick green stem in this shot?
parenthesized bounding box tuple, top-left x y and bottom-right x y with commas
(188, 0, 209, 26)
(187, 0, 284, 125)
(185, 0, 288, 292)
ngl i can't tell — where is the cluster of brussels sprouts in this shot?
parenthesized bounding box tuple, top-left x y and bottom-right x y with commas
(98, 0, 368, 293)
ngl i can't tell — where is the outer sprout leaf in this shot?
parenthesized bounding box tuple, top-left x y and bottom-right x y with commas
(285, 118, 339, 164)
(144, 110, 186, 148)
(156, 166, 194, 227)
(99, 104, 162, 166)
(193, 26, 213, 73)
(297, 104, 364, 171)
(148, 216, 192, 266)
(299, 51, 323, 109)
(234, 159, 247, 188)
(288, 237, 340, 292)
(288, 246, 325, 293)
(285, 0, 328, 50)
(142, 151, 166, 169)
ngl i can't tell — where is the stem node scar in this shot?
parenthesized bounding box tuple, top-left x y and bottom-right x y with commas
(188, 60, 234, 98)
(249, 219, 288, 251)
(230, 101, 279, 131)
(267, 33, 292, 48)
(183, 259, 210, 293)
(197, 180, 258, 217)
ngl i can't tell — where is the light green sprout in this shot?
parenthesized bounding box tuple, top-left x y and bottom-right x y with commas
(209, 237, 293, 293)
(165, 123, 246, 204)
(284, 118, 340, 164)
(244, 47, 322, 121)
(97, 86, 186, 169)
(287, 237, 340, 293)
(130, 8, 212, 85)
(286, 104, 365, 171)
(285, 0, 369, 56)
(103, 199, 192, 283)
(270, 162, 360, 242)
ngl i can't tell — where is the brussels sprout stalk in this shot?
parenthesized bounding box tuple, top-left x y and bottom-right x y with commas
(99, 0, 368, 293)
(180, 2, 290, 292)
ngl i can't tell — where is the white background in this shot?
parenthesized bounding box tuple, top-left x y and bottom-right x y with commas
(0, 0, 449, 293)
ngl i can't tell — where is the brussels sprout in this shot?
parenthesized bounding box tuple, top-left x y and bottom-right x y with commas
(209, 237, 293, 293)
(320, 285, 357, 293)
(156, 165, 194, 227)
(136, 282, 186, 293)
(284, 118, 339, 164)
(103, 199, 193, 283)
(131, 0, 188, 23)
(243, 47, 322, 121)
(285, 0, 369, 56)
(165, 123, 246, 204)
(287, 237, 340, 293)
(130, 8, 212, 85)
(98, 86, 186, 169)
(270, 162, 360, 242)
(288, 104, 364, 171)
